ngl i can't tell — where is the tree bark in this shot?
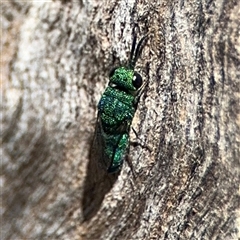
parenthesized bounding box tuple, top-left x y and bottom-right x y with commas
(2, 1, 239, 239)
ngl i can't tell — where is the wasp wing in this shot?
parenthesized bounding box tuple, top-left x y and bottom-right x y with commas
(91, 113, 113, 171)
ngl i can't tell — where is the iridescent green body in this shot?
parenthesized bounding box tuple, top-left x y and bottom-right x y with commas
(95, 35, 147, 173)
(98, 68, 139, 172)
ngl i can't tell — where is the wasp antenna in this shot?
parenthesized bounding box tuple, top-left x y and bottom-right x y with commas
(129, 35, 137, 69)
(132, 34, 148, 67)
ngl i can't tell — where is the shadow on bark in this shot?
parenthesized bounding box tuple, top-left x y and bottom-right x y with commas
(81, 150, 119, 222)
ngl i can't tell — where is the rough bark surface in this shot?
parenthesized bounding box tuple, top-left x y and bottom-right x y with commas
(1, 1, 239, 239)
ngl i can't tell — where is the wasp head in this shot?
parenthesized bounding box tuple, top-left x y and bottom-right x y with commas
(108, 35, 148, 94)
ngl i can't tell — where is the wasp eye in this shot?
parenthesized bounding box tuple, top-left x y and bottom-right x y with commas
(109, 67, 118, 78)
(132, 72, 142, 89)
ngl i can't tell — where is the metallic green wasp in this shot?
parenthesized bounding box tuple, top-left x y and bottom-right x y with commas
(95, 34, 148, 173)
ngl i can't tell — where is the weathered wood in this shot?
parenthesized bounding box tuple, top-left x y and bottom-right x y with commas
(2, 1, 239, 239)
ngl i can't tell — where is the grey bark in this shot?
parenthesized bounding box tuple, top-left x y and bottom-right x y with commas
(1, 1, 239, 239)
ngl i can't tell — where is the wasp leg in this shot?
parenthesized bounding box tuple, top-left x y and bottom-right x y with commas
(125, 154, 137, 180)
(130, 127, 152, 152)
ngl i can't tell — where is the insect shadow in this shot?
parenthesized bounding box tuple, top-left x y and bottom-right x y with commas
(81, 143, 119, 222)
